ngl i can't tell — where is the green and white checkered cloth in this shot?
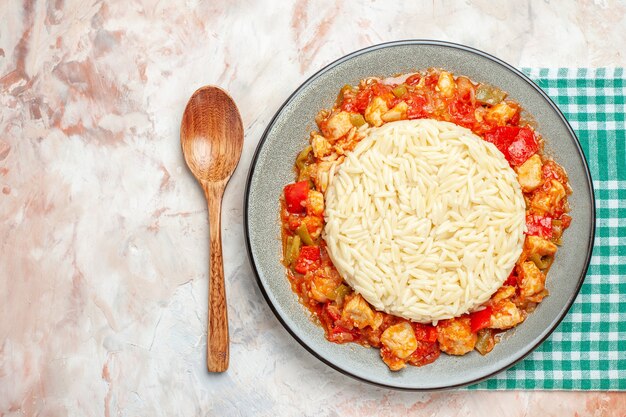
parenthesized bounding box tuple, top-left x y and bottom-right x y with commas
(468, 68, 626, 390)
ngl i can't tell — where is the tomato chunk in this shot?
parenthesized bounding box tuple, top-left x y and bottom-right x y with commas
(503, 270, 518, 287)
(284, 181, 309, 214)
(403, 93, 428, 119)
(324, 303, 341, 321)
(470, 306, 492, 333)
(449, 99, 476, 127)
(328, 324, 356, 343)
(484, 126, 538, 166)
(405, 73, 422, 86)
(526, 214, 553, 239)
(508, 127, 538, 166)
(294, 245, 321, 274)
(561, 214, 572, 229)
(413, 323, 438, 342)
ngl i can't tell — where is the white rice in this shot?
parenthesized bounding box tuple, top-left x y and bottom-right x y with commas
(323, 119, 526, 323)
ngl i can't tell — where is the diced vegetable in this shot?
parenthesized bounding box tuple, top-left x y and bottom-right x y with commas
(475, 84, 507, 105)
(469, 306, 493, 333)
(284, 236, 294, 265)
(284, 181, 310, 214)
(296, 222, 314, 245)
(333, 284, 350, 306)
(508, 128, 539, 166)
(475, 329, 496, 355)
(561, 215, 572, 229)
(287, 235, 301, 265)
(283, 235, 301, 266)
(405, 73, 422, 86)
(353, 88, 373, 111)
(349, 113, 366, 127)
(483, 126, 538, 166)
(530, 253, 552, 270)
(392, 84, 408, 98)
(403, 93, 428, 119)
(413, 323, 438, 343)
(448, 99, 476, 127)
(337, 84, 357, 105)
(455, 76, 475, 103)
(503, 270, 518, 286)
(526, 214, 553, 239)
(324, 303, 341, 321)
(294, 245, 321, 274)
(295, 145, 312, 170)
(327, 324, 355, 343)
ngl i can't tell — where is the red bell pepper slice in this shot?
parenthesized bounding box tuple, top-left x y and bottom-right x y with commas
(470, 306, 493, 333)
(294, 245, 321, 274)
(284, 181, 309, 214)
(526, 214, 553, 239)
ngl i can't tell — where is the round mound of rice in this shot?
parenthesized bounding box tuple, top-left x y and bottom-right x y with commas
(323, 119, 526, 323)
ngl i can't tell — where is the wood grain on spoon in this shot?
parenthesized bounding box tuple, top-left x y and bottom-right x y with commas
(180, 86, 244, 372)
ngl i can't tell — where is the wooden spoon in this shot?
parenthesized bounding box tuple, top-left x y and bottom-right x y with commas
(180, 86, 243, 372)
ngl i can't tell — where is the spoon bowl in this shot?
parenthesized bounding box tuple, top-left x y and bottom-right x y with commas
(180, 86, 244, 372)
(181, 87, 244, 183)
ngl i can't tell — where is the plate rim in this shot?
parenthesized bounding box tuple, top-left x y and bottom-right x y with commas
(243, 39, 596, 390)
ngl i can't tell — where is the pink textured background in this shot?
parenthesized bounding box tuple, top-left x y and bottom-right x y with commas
(1, 1, 625, 416)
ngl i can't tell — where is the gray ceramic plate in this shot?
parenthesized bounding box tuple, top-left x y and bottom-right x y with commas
(244, 40, 595, 390)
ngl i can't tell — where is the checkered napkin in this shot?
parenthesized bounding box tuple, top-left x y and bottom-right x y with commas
(467, 68, 626, 390)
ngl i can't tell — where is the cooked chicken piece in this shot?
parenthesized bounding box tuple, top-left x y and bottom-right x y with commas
(489, 285, 516, 305)
(531, 179, 566, 215)
(525, 235, 558, 257)
(455, 76, 475, 101)
(311, 133, 332, 158)
(474, 107, 487, 123)
(484, 102, 517, 125)
(520, 261, 547, 301)
(382, 101, 408, 122)
(313, 160, 336, 193)
(516, 154, 543, 192)
(308, 268, 341, 302)
(333, 127, 359, 156)
(301, 215, 323, 239)
(364, 96, 389, 127)
(315, 109, 330, 128)
(489, 299, 525, 330)
(380, 346, 406, 371)
(436, 71, 456, 97)
(437, 317, 477, 355)
(306, 190, 324, 217)
(322, 111, 352, 141)
(380, 322, 418, 359)
(341, 294, 383, 330)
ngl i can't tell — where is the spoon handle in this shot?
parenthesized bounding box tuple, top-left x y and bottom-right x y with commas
(204, 181, 229, 372)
